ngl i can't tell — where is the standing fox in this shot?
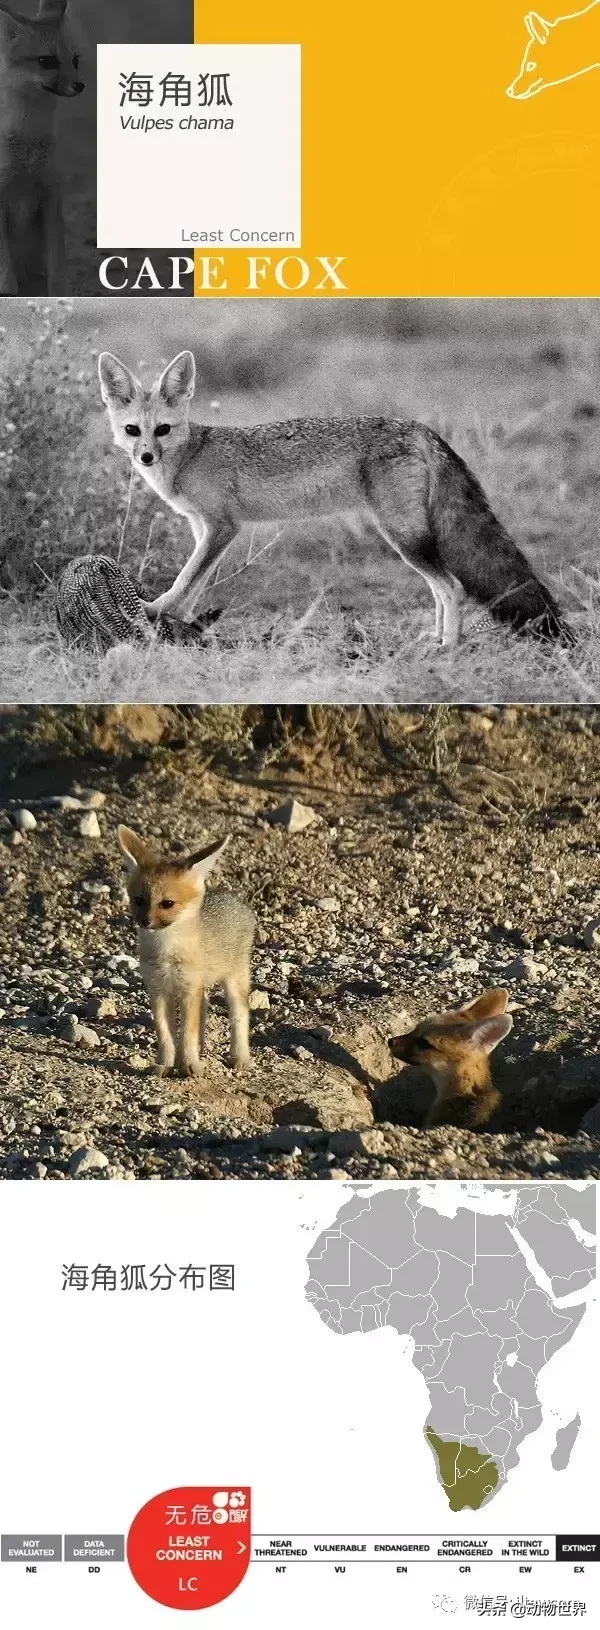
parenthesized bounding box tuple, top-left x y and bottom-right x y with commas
(117, 826, 256, 1077)
(0, 0, 84, 295)
(98, 349, 568, 648)
(507, 4, 600, 99)
(388, 989, 513, 1128)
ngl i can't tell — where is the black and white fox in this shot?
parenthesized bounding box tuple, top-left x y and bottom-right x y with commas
(98, 348, 570, 646)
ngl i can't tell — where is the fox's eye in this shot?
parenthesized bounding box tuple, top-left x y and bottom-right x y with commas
(155, 424, 171, 438)
(133, 894, 145, 908)
(73, 55, 80, 68)
(159, 898, 175, 910)
(38, 56, 61, 68)
(125, 424, 141, 437)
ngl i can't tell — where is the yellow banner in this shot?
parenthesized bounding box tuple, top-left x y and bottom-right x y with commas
(194, 0, 600, 295)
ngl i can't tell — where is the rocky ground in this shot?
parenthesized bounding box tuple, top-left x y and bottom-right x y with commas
(1, 704, 600, 1182)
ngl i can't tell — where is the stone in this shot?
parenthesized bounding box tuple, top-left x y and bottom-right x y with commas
(264, 797, 318, 833)
(76, 790, 107, 809)
(317, 896, 340, 913)
(328, 1128, 391, 1158)
(85, 996, 118, 1020)
(334, 1016, 413, 1086)
(69, 1146, 110, 1177)
(57, 1016, 100, 1048)
(440, 1147, 459, 1166)
(57, 1014, 80, 1042)
(79, 812, 101, 839)
(505, 956, 547, 984)
(249, 989, 270, 1011)
(13, 809, 37, 832)
(274, 1075, 373, 1132)
(263, 1126, 311, 1152)
(583, 918, 600, 951)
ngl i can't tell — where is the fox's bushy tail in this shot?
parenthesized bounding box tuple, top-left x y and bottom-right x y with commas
(424, 427, 572, 642)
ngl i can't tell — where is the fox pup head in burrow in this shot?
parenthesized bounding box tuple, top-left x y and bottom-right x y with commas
(0, 1, 85, 98)
(98, 350, 196, 473)
(118, 826, 230, 932)
(388, 989, 513, 1078)
(388, 989, 513, 1129)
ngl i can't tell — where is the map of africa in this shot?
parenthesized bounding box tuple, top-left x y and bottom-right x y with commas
(305, 1185, 596, 1512)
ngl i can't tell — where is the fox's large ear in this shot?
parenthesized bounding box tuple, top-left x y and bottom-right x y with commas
(184, 834, 230, 883)
(0, 4, 29, 30)
(525, 11, 550, 43)
(117, 825, 154, 876)
(158, 351, 196, 408)
(458, 988, 509, 1020)
(38, 0, 68, 19)
(98, 353, 140, 408)
(463, 1014, 513, 1055)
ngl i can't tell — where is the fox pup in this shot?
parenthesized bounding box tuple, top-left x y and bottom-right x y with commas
(118, 825, 256, 1076)
(98, 349, 567, 648)
(388, 988, 513, 1129)
(0, 1, 85, 295)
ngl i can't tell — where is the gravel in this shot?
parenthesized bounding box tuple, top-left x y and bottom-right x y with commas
(0, 704, 599, 1181)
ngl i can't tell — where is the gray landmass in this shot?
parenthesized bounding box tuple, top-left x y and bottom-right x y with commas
(306, 1185, 595, 1508)
(551, 1414, 581, 1471)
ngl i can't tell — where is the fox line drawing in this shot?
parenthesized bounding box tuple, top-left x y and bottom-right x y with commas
(388, 988, 513, 1129)
(98, 349, 569, 649)
(118, 826, 256, 1077)
(507, 3, 600, 99)
(0, 0, 84, 295)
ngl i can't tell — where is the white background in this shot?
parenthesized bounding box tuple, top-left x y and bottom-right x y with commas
(97, 45, 301, 249)
(0, 1180, 597, 1625)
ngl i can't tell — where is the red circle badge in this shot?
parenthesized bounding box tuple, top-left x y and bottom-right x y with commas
(127, 1485, 251, 1610)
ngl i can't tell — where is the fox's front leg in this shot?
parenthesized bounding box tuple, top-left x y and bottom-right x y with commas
(149, 990, 177, 1073)
(175, 984, 205, 1077)
(0, 204, 17, 295)
(144, 515, 239, 619)
(45, 185, 67, 297)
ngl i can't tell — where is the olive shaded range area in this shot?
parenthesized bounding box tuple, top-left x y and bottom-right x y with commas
(305, 1184, 595, 1511)
(425, 1430, 499, 1513)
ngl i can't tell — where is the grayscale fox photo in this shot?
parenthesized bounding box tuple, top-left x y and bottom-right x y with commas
(0, 702, 600, 1183)
(0, 0, 192, 297)
(0, 296, 599, 703)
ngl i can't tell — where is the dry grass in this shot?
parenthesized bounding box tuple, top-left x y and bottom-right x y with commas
(1, 297, 600, 701)
(0, 591, 597, 704)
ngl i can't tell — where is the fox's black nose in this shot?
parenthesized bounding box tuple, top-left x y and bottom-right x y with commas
(141, 452, 154, 466)
(74, 82, 85, 94)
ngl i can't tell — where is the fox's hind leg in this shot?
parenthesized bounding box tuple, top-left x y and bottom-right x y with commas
(371, 512, 463, 648)
(224, 970, 251, 1072)
(199, 991, 209, 1057)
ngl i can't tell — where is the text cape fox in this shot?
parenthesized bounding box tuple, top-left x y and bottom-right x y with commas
(99, 350, 566, 647)
(118, 826, 256, 1078)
